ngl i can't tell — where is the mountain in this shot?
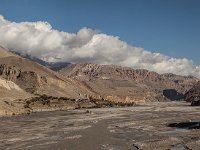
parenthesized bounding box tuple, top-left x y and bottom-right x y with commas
(59, 63, 198, 103)
(0, 47, 96, 115)
(0, 47, 199, 116)
(0, 48, 85, 97)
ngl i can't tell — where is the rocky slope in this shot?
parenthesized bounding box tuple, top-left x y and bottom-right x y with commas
(59, 63, 199, 103)
(184, 81, 200, 106)
(0, 48, 97, 97)
(0, 48, 98, 116)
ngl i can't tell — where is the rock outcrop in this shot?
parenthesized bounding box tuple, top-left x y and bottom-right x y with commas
(184, 81, 200, 106)
(0, 77, 22, 91)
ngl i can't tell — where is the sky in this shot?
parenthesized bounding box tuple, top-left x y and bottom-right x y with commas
(0, 0, 200, 77)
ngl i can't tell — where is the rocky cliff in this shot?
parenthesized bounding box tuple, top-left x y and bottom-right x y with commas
(184, 81, 200, 106)
(59, 63, 198, 103)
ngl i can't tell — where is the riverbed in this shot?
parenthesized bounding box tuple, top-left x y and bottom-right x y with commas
(1, 101, 200, 150)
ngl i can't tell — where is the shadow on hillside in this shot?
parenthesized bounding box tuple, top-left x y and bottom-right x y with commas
(163, 89, 185, 101)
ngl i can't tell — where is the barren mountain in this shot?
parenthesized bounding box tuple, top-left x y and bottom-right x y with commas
(59, 63, 199, 103)
(5, 48, 103, 96)
(0, 47, 97, 115)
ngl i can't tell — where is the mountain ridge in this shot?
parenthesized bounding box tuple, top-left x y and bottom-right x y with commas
(59, 63, 198, 103)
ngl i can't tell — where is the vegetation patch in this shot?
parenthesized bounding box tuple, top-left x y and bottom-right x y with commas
(24, 94, 135, 111)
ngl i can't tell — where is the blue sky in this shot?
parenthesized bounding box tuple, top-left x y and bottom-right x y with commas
(0, 0, 200, 64)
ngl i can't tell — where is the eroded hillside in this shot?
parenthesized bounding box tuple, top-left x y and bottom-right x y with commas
(59, 63, 198, 103)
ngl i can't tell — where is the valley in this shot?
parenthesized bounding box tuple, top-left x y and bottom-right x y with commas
(0, 47, 200, 150)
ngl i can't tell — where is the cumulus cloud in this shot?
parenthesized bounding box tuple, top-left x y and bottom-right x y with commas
(0, 15, 200, 77)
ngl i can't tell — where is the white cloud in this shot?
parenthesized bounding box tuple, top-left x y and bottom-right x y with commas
(0, 15, 200, 77)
